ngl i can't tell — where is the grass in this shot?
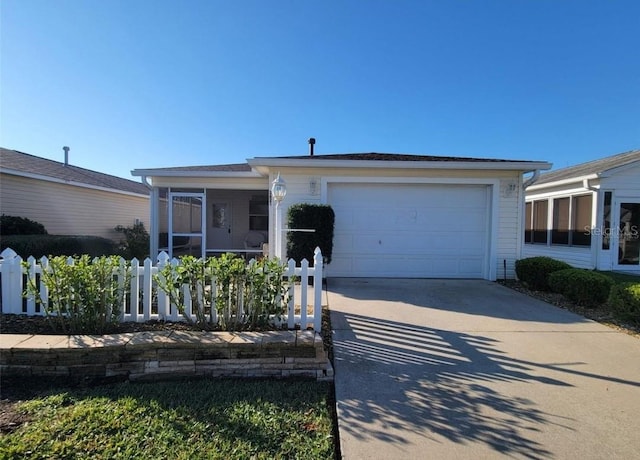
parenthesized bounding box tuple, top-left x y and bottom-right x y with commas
(0, 378, 335, 459)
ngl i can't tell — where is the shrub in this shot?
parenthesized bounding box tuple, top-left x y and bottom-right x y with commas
(1, 235, 118, 258)
(608, 282, 640, 323)
(515, 256, 572, 291)
(0, 214, 47, 235)
(115, 222, 150, 259)
(23, 255, 128, 334)
(548, 269, 614, 307)
(155, 253, 291, 330)
(286, 204, 335, 265)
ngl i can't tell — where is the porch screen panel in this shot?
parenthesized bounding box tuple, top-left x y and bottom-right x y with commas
(552, 197, 569, 245)
(571, 194, 592, 246)
(524, 202, 533, 243)
(533, 200, 548, 244)
(172, 196, 203, 233)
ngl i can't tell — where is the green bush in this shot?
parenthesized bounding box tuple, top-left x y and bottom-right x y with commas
(548, 269, 614, 307)
(155, 253, 291, 330)
(115, 222, 150, 259)
(1, 235, 118, 258)
(286, 204, 335, 265)
(0, 214, 47, 235)
(515, 256, 572, 291)
(23, 255, 128, 334)
(608, 282, 640, 323)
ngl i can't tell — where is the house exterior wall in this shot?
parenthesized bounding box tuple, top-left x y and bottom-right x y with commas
(270, 167, 523, 280)
(0, 173, 149, 240)
(523, 162, 640, 271)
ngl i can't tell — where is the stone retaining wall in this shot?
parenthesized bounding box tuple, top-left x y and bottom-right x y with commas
(0, 330, 334, 382)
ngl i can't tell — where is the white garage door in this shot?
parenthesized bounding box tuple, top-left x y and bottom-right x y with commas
(328, 183, 489, 278)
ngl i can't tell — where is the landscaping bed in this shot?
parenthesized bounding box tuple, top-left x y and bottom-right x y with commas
(499, 279, 640, 337)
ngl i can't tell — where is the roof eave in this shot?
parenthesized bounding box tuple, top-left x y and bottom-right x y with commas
(248, 157, 551, 172)
(131, 169, 263, 178)
(526, 173, 600, 191)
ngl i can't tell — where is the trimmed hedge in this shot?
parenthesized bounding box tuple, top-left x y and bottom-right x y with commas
(0, 214, 47, 235)
(515, 256, 572, 291)
(608, 282, 640, 323)
(286, 204, 335, 265)
(548, 269, 614, 307)
(1, 235, 118, 258)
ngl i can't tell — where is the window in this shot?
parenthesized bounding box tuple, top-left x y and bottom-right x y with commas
(571, 194, 592, 246)
(524, 200, 549, 244)
(602, 191, 612, 250)
(526, 194, 592, 247)
(552, 197, 570, 244)
(249, 194, 269, 231)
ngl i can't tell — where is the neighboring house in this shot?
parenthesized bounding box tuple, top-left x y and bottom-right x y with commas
(0, 148, 150, 240)
(132, 151, 550, 280)
(523, 149, 640, 273)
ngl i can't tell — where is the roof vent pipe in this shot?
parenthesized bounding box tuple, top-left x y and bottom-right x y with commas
(63, 146, 70, 166)
(308, 138, 316, 156)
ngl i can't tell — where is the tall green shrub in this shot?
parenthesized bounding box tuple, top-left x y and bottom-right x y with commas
(515, 256, 572, 291)
(286, 204, 334, 264)
(23, 255, 128, 334)
(608, 282, 640, 323)
(548, 269, 613, 307)
(115, 222, 150, 259)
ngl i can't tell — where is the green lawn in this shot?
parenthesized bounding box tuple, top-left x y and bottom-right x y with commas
(0, 379, 335, 460)
(597, 271, 640, 284)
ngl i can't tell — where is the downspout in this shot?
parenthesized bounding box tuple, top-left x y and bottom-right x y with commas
(522, 169, 541, 189)
(583, 178, 598, 191)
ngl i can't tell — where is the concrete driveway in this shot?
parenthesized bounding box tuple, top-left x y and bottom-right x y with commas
(329, 278, 640, 460)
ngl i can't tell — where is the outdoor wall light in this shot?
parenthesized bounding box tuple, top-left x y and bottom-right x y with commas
(271, 172, 287, 202)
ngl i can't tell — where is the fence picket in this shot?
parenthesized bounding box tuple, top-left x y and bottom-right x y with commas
(0, 247, 323, 331)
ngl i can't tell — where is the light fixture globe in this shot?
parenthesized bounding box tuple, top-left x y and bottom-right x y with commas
(271, 173, 287, 202)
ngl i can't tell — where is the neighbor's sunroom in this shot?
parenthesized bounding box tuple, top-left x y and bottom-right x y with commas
(131, 164, 273, 260)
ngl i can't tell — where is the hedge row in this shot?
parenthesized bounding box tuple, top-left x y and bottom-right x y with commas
(1, 235, 118, 258)
(516, 256, 640, 323)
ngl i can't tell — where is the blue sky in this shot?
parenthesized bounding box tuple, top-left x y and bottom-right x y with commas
(1, 0, 639, 179)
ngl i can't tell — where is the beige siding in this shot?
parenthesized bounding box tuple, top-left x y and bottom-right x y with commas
(1, 173, 149, 240)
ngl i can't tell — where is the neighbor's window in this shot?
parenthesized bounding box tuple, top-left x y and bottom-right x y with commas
(524, 202, 533, 243)
(533, 200, 548, 244)
(602, 191, 612, 250)
(552, 197, 570, 244)
(524, 200, 549, 244)
(549, 194, 592, 247)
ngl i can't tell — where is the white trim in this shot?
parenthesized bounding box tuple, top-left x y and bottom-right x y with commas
(320, 176, 499, 280)
(526, 173, 599, 191)
(1, 168, 149, 198)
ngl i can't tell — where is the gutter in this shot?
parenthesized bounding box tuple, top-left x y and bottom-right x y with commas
(522, 169, 541, 189)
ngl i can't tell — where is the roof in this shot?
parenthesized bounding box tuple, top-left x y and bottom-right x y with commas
(268, 152, 535, 163)
(132, 152, 551, 177)
(0, 148, 149, 195)
(533, 149, 640, 186)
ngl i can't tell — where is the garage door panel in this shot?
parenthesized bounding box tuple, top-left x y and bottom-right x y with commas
(328, 183, 489, 278)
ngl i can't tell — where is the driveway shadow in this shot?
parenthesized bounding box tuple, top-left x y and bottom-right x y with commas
(333, 311, 574, 458)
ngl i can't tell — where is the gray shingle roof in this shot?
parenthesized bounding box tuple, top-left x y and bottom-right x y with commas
(0, 148, 149, 195)
(534, 149, 640, 185)
(269, 152, 536, 162)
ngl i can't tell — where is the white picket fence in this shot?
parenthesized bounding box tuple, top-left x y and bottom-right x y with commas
(0, 247, 324, 331)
